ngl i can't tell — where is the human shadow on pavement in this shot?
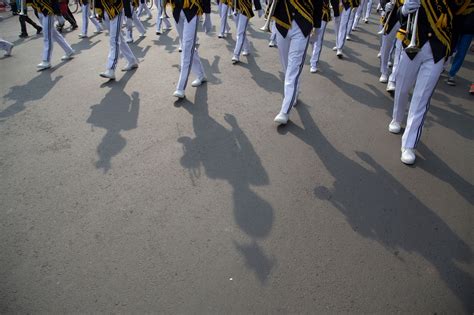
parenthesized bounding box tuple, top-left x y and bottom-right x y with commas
(1, 69, 63, 121)
(86, 71, 139, 173)
(240, 54, 282, 94)
(153, 31, 179, 54)
(279, 102, 473, 312)
(416, 142, 474, 205)
(177, 84, 275, 283)
(323, 67, 392, 116)
(70, 37, 101, 55)
(200, 55, 223, 85)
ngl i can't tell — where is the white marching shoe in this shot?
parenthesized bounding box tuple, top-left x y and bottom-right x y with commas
(401, 147, 416, 165)
(377, 52, 381, 58)
(268, 40, 276, 47)
(61, 50, 75, 61)
(217, 33, 225, 38)
(121, 62, 139, 71)
(274, 112, 289, 125)
(37, 61, 51, 70)
(231, 55, 239, 64)
(332, 46, 337, 51)
(242, 50, 249, 56)
(310, 67, 318, 73)
(173, 89, 185, 99)
(4, 44, 13, 56)
(386, 81, 396, 92)
(346, 35, 352, 41)
(388, 120, 401, 134)
(191, 76, 207, 87)
(379, 74, 388, 83)
(78, 33, 87, 38)
(336, 49, 343, 58)
(99, 69, 116, 80)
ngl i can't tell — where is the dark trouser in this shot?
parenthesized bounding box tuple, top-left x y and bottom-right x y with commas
(63, 8, 78, 26)
(20, 11, 41, 35)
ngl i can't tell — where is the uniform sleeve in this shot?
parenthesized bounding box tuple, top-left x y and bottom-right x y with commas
(202, 0, 211, 13)
(313, 0, 323, 28)
(253, 0, 261, 11)
(123, 0, 132, 17)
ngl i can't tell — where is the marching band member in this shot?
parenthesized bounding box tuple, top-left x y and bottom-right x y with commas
(0, 38, 14, 56)
(170, 0, 212, 99)
(99, 0, 139, 80)
(273, 0, 323, 125)
(78, 0, 104, 38)
(389, 0, 470, 164)
(231, 0, 263, 64)
(137, 0, 152, 19)
(18, 0, 43, 38)
(125, 0, 146, 43)
(32, 0, 75, 70)
(309, 0, 331, 73)
(330, 0, 341, 51)
(351, 0, 371, 28)
(155, 0, 172, 35)
(335, 0, 359, 57)
(217, 0, 231, 38)
(379, 0, 401, 84)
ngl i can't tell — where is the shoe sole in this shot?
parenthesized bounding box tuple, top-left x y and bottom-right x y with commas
(100, 74, 115, 80)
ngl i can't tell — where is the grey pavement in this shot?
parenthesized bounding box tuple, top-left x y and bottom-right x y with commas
(0, 5, 473, 313)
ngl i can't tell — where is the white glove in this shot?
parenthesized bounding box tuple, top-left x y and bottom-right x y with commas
(401, 0, 420, 16)
(384, 2, 394, 13)
(257, 9, 263, 18)
(203, 13, 212, 33)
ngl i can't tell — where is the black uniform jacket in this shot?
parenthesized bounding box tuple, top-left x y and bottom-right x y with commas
(171, 0, 211, 23)
(273, 0, 324, 38)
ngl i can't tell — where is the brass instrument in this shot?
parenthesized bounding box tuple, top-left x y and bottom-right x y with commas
(260, 0, 277, 32)
(377, 0, 395, 35)
(19, 0, 26, 15)
(405, 9, 420, 53)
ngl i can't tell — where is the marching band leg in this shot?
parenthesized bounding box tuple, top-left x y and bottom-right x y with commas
(346, 8, 356, 39)
(401, 43, 444, 151)
(218, 3, 229, 37)
(132, 9, 146, 37)
(80, 4, 89, 37)
(106, 13, 122, 71)
(364, 0, 372, 21)
(176, 13, 203, 94)
(310, 21, 327, 73)
(352, 0, 365, 30)
(379, 21, 400, 82)
(392, 51, 419, 128)
(51, 21, 74, 55)
(40, 14, 53, 63)
(336, 7, 351, 54)
(155, 0, 163, 33)
(0, 38, 14, 56)
(232, 13, 249, 62)
(387, 39, 402, 91)
(274, 21, 309, 123)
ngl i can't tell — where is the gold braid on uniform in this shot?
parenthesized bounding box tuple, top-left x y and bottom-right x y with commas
(101, 0, 123, 19)
(32, 0, 54, 14)
(273, 1, 292, 30)
(234, 0, 253, 17)
(422, 0, 452, 54)
(183, 0, 204, 15)
(290, 0, 313, 23)
(322, 1, 331, 21)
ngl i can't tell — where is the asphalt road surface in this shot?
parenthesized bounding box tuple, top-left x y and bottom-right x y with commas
(1, 5, 473, 314)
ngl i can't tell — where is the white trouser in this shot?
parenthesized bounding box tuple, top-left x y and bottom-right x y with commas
(310, 20, 327, 69)
(388, 39, 402, 83)
(175, 12, 205, 91)
(333, 15, 340, 47)
(154, 0, 171, 32)
(0, 38, 13, 52)
(392, 43, 444, 149)
(137, 1, 152, 17)
(337, 7, 352, 48)
(276, 20, 310, 115)
(365, 0, 372, 19)
(346, 7, 357, 36)
(40, 13, 73, 62)
(125, 7, 146, 40)
(105, 12, 137, 70)
(218, 3, 231, 34)
(352, 0, 367, 28)
(269, 21, 277, 42)
(233, 13, 249, 57)
(81, 4, 102, 35)
(380, 21, 400, 75)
